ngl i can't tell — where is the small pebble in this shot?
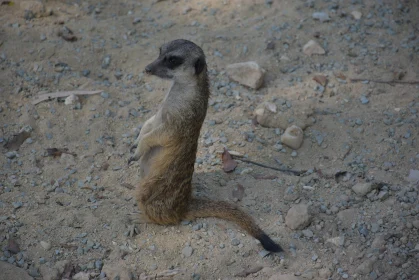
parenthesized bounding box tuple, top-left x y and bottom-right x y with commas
(231, 239, 240, 246)
(182, 246, 193, 257)
(360, 96, 369, 104)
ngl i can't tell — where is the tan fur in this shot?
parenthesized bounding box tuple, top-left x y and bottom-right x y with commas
(130, 40, 282, 252)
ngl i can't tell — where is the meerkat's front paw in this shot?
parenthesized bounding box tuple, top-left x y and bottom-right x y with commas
(127, 156, 138, 165)
(130, 144, 138, 153)
(128, 145, 145, 165)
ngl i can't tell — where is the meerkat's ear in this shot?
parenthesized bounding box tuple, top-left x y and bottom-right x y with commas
(194, 57, 205, 75)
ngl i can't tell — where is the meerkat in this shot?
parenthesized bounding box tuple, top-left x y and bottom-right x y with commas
(128, 39, 282, 252)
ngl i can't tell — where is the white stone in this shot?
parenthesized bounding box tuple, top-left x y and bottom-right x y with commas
(285, 204, 311, 230)
(303, 40, 325, 56)
(40, 241, 51, 250)
(351, 11, 362, 20)
(226, 61, 265, 89)
(64, 94, 79, 105)
(326, 236, 345, 247)
(281, 125, 304, 150)
(312, 12, 330, 22)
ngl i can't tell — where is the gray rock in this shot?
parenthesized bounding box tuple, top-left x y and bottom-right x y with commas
(40, 241, 51, 250)
(192, 223, 202, 231)
(102, 55, 111, 69)
(371, 235, 386, 249)
(360, 96, 369, 104)
(226, 61, 265, 89)
(302, 229, 313, 238)
(377, 191, 389, 201)
(312, 12, 330, 22)
(337, 208, 357, 229)
(231, 239, 240, 246)
(28, 265, 40, 277)
(285, 204, 311, 230)
(182, 246, 193, 257)
(81, 70, 90, 77)
(5, 151, 18, 159)
(258, 249, 270, 258)
(0, 261, 34, 280)
(95, 260, 103, 269)
(12, 202, 23, 209)
(355, 257, 377, 275)
(352, 183, 376, 196)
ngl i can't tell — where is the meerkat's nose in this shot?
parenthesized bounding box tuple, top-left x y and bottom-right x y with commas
(145, 66, 151, 74)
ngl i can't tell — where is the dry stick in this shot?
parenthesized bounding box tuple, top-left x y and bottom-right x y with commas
(32, 90, 103, 105)
(349, 78, 419, 85)
(232, 155, 305, 176)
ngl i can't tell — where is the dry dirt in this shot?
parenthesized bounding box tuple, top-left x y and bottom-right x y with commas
(1, 0, 419, 280)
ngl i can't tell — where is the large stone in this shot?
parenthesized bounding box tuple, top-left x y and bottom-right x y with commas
(303, 40, 325, 56)
(285, 204, 311, 230)
(0, 261, 34, 280)
(226, 61, 265, 89)
(352, 182, 376, 196)
(254, 102, 314, 130)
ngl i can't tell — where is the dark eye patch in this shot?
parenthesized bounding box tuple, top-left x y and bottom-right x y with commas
(165, 56, 184, 69)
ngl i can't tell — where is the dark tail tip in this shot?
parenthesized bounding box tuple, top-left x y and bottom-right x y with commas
(258, 232, 283, 252)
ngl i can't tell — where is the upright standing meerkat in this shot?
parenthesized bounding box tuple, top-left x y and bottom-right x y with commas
(128, 39, 282, 252)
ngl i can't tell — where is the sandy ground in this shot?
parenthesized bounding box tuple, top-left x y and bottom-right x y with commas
(0, 0, 419, 279)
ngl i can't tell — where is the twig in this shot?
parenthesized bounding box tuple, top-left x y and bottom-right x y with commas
(32, 90, 102, 105)
(232, 155, 305, 176)
(349, 78, 419, 85)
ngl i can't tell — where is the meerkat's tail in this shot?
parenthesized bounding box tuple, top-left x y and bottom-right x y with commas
(184, 198, 283, 252)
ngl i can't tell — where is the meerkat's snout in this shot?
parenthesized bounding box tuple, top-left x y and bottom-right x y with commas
(144, 65, 152, 74)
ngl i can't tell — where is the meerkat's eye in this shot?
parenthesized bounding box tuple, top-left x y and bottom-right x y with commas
(166, 56, 184, 68)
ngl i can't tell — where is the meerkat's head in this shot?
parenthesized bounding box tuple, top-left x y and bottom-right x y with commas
(145, 39, 207, 82)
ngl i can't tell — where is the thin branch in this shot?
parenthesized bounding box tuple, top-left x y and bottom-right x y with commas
(349, 78, 419, 85)
(232, 155, 306, 176)
(32, 90, 102, 105)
